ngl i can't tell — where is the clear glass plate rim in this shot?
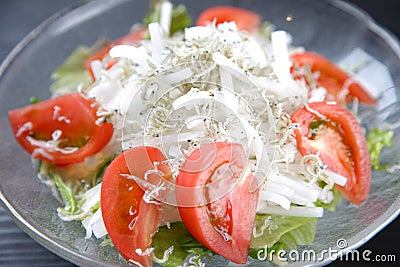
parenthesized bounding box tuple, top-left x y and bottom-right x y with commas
(329, 0, 400, 58)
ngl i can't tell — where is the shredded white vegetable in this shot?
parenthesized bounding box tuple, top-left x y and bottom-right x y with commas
(160, 1, 173, 36)
(258, 205, 324, 218)
(50, 9, 351, 247)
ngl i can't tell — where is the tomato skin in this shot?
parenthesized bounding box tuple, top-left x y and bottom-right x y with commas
(85, 27, 147, 79)
(8, 93, 113, 166)
(196, 6, 261, 32)
(101, 146, 169, 267)
(291, 52, 376, 106)
(291, 102, 371, 205)
(176, 142, 258, 264)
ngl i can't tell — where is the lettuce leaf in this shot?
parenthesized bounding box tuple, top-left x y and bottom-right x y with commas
(152, 222, 210, 267)
(367, 128, 394, 170)
(53, 174, 78, 215)
(50, 46, 92, 96)
(250, 214, 318, 261)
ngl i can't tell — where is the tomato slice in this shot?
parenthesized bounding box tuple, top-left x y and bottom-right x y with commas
(176, 142, 259, 264)
(8, 93, 113, 166)
(85, 27, 147, 80)
(291, 51, 376, 106)
(291, 102, 371, 205)
(101, 146, 170, 267)
(196, 6, 261, 32)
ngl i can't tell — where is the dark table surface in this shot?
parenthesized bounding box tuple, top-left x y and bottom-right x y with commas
(0, 1, 399, 266)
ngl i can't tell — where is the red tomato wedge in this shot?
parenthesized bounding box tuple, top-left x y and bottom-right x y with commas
(291, 51, 376, 106)
(196, 6, 261, 32)
(85, 27, 147, 80)
(8, 93, 113, 166)
(176, 142, 259, 264)
(291, 102, 371, 205)
(101, 146, 170, 267)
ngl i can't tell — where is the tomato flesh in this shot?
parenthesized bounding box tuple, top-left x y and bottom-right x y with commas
(8, 93, 113, 166)
(176, 142, 259, 264)
(196, 6, 261, 33)
(101, 146, 169, 267)
(291, 52, 376, 106)
(291, 102, 371, 205)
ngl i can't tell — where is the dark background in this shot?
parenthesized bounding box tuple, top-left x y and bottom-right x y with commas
(0, 0, 399, 266)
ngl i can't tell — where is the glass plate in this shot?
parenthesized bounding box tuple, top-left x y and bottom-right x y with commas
(0, 0, 399, 266)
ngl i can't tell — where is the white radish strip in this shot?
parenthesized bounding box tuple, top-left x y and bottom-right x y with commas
(290, 182, 320, 202)
(90, 208, 107, 238)
(263, 181, 294, 197)
(212, 52, 254, 86)
(88, 81, 119, 108)
(253, 76, 301, 100)
(148, 22, 164, 65)
(81, 183, 101, 212)
(163, 67, 193, 84)
(212, 52, 242, 72)
(82, 208, 107, 239)
(258, 190, 291, 210)
(287, 193, 315, 207)
(90, 60, 102, 80)
(221, 89, 239, 114)
(269, 168, 314, 187)
(172, 90, 213, 110)
(160, 1, 173, 36)
(172, 89, 239, 116)
(268, 171, 319, 202)
(81, 216, 91, 238)
(274, 163, 303, 173)
(109, 45, 150, 67)
(258, 205, 324, 218)
(239, 117, 263, 162)
(246, 40, 268, 68)
(185, 116, 206, 130)
(106, 65, 125, 80)
(271, 30, 291, 83)
(219, 66, 234, 90)
(325, 170, 348, 186)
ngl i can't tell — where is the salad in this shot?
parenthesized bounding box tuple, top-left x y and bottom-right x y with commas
(7, 1, 394, 266)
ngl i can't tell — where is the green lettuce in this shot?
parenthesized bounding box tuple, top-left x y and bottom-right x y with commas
(50, 46, 93, 96)
(53, 174, 78, 215)
(152, 222, 210, 267)
(367, 128, 394, 170)
(153, 215, 318, 266)
(250, 214, 318, 261)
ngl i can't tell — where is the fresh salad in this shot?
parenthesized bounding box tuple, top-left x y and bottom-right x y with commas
(7, 1, 394, 266)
